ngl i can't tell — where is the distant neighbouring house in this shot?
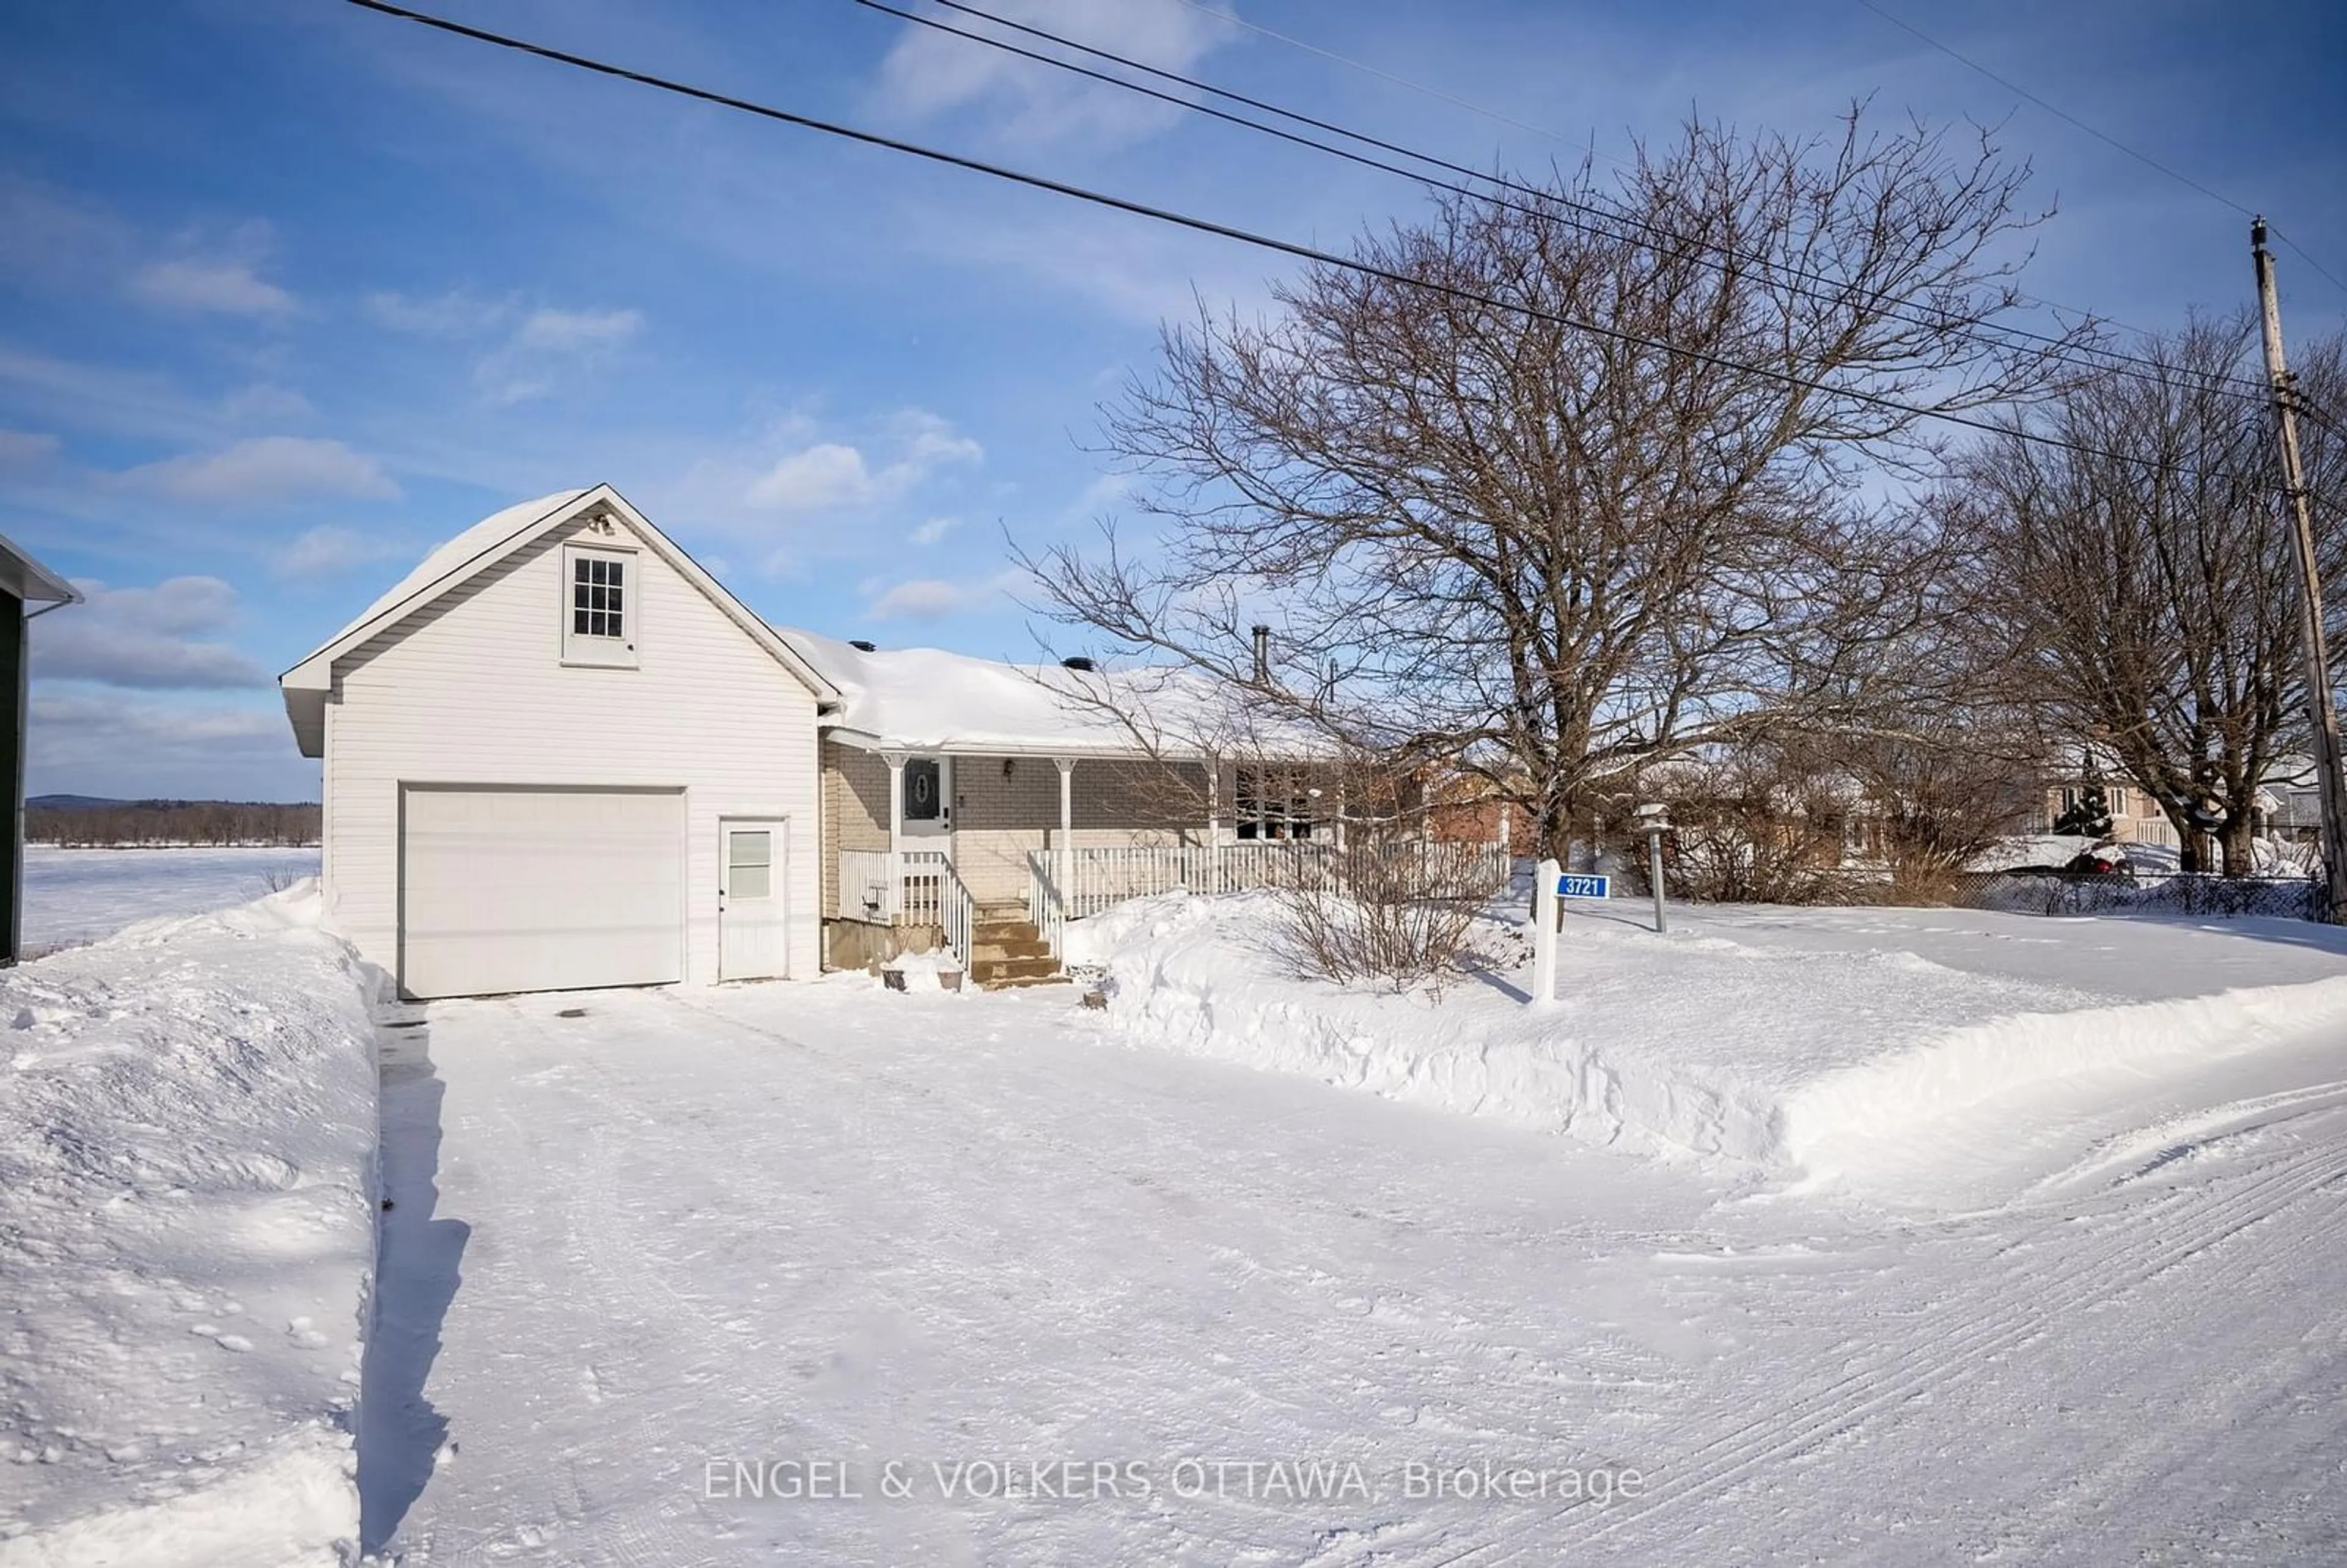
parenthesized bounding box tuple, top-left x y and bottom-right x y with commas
(2033, 766, 2181, 850)
(2033, 747, 2322, 852)
(277, 486, 1332, 1000)
(0, 533, 80, 965)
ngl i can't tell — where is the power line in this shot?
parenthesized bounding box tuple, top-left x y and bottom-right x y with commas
(1161, 0, 2255, 351)
(337, 0, 2244, 485)
(863, 0, 2277, 404)
(1166, 0, 1587, 155)
(1854, 0, 2347, 299)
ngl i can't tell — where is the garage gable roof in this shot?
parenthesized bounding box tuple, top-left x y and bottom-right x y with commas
(277, 485, 838, 757)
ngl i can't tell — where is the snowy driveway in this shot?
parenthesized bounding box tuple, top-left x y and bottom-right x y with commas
(367, 974, 2347, 1566)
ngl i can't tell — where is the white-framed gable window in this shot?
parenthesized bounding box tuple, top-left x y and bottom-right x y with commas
(562, 544, 638, 667)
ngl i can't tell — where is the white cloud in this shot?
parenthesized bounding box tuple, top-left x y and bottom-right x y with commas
(0, 428, 61, 470)
(0, 345, 223, 449)
(749, 442, 878, 513)
(910, 516, 958, 544)
(946, 203, 1271, 327)
(219, 384, 315, 425)
(32, 577, 268, 689)
(744, 410, 985, 516)
(873, 0, 1240, 146)
(271, 524, 408, 581)
(119, 436, 399, 505)
(362, 287, 510, 338)
(0, 177, 128, 292)
(132, 257, 297, 318)
(865, 568, 1023, 621)
(26, 692, 311, 802)
(130, 223, 298, 320)
(892, 408, 985, 471)
(475, 306, 644, 404)
(513, 306, 642, 351)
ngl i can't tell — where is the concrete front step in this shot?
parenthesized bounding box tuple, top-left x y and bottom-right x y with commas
(970, 913, 1061, 988)
(972, 954, 1062, 984)
(981, 973, 1070, 991)
(974, 918, 1043, 938)
(972, 938, 1052, 962)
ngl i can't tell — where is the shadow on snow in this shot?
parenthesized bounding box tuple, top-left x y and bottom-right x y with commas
(358, 1014, 470, 1555)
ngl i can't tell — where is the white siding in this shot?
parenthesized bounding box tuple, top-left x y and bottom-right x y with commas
(322, 514, 822, 992)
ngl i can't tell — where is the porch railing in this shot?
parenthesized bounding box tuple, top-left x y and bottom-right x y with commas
(836, 847, 977, 971)
(1052, 841, 1343, 917)
(1027, 851, 1067, 959)
(1026, 840, 1511, 958)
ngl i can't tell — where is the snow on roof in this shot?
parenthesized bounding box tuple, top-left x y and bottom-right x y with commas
(779, 627, 1327, 758)
(330, 489, 589, 651)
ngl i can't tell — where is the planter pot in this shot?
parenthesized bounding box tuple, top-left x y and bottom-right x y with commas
(882, 969, 964, 992)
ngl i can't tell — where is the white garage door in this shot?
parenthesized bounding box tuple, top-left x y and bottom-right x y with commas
(400, 786, 685, 999)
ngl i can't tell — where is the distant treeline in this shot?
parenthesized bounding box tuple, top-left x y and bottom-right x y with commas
(26, 800, 321, 848)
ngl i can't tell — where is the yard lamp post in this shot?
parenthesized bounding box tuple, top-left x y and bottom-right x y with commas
(1635, 802, 1671, 935)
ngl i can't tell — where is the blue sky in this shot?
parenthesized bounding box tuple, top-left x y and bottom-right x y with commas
(1, 0, 2341, 801)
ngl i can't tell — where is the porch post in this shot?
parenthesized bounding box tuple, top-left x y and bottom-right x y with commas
(1205, 753, 1221, 847)
(884, 751, 906, 923)
(1055, 756, 1076, 914)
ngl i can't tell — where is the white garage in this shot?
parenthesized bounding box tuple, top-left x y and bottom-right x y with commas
(280, 487, 837, 998)
(399, 786, 686, 999)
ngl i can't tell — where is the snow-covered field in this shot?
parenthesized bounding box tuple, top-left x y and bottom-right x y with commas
(0, 890, 378, 1567)
(358, 896, 2347, 1564)
(21, 846, 321, 953)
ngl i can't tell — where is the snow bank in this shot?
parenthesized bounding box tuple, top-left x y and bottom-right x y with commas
(1780, 974, 2347, 1187)
(1066, 892, 1798, 1165)
(0, 886, 379, 1567)
(1068, 893, 2347, 1196)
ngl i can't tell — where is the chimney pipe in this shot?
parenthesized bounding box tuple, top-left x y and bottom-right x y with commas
(1252, 624, 1271, 684)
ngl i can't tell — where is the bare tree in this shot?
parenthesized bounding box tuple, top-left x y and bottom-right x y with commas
(1948, 316, 2347, 874)
(1644, 733, 1864, 904)
(1024, 109, 2084, 866)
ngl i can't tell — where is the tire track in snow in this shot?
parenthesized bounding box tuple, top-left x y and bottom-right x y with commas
(658, 990, 1680, 1558)
(1420, 1113, 2347, 1566)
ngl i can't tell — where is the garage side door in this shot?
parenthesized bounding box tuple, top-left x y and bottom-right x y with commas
(401, 786, 685, 998)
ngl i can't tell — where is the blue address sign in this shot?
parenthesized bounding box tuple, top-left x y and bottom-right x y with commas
(1555, 873, 1612, 899)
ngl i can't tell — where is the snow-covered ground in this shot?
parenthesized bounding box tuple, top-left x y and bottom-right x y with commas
(362, 896, 2347, 1564)
(0, 888, 378, 1568)
(1068, 891, 2347, 1206)
(21, 846, 321, 954)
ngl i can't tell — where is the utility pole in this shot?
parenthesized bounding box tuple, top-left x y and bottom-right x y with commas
(2252, 217, 2347, 922)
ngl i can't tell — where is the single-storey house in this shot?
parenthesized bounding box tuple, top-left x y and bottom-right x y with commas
(279, 485, 1331, 999)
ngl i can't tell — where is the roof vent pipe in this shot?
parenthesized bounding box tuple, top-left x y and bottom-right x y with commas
(848, 639, 877, 652)
(1060, 656, 1096, 672)
(1251, 623, 1271, 684)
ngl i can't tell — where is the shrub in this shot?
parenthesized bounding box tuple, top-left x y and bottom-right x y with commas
(1268, 840, 1505, 994)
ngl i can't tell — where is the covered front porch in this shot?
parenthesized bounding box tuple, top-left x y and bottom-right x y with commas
(821, 740, 1345, 973)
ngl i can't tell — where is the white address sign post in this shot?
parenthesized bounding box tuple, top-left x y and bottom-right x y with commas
(1530, 858, 1611, 1008)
